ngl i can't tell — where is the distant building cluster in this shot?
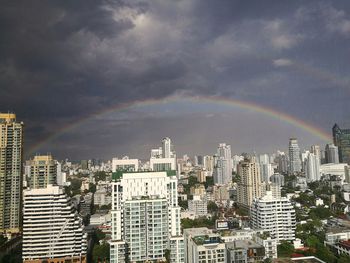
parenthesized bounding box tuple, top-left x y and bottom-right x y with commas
(2, 111, 350, 263)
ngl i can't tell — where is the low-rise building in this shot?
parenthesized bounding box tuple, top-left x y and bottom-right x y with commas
(226, 240, 265, 263)
(184, 228, 226, 263)
(94, 190, 112, 207)
(325, 227, 350, 244)
(188, 195, 208, 217)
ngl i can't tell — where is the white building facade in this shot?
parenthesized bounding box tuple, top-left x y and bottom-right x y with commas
(22, 185, 87, 262)
(110, 171, 184, 263)
(251, 192, 296, 243)
(214, 143, 232, 185)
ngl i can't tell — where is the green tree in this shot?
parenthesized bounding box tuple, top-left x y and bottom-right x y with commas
(204, 176, 214, 188)
(0, 235, 7, 246)
(338, 254, 350, 263)
(305, 235, 321, 248)
(277, 241, 294, 257)
(207, 201, 219, 214)
(95, 171, 107, 183)
(316, 244, 336, 263)
(93, 242, 110, 263)
(309, 207, 332, 220)
(178, 199, 188, 209)
(89, 183, 96, 193)
(165, 249, 171, 263)
(96, 229, 106, 241)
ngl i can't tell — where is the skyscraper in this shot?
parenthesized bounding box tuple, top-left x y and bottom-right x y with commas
(333, 124, 350, 164)
(22, 185, 87, 262)
(325, 143, 340, 164)
(311, 145, 321, 164)
(110, 170, 184, 263)
(288, 138, 301, 174)
(0, 113, 23, 234)
(26, 155, 58, 189)
(213, 143, 232, 185)
(304, 152, 321, 182)
(237, 156, 263, 209)
(162, 137, 174, 158)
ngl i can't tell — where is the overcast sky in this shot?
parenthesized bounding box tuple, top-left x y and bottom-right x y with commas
(1, 0, 350, 160)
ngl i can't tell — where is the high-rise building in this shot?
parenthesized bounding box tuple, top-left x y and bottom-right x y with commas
(276, 151, 288, 174)
(304, 152, 321, 182)
(270, 173, 284, 187)
(162, 137, 175, 158)
(27, 155, 58, 189)
(22, 185, 87, 262)
(150, 138, 177, 172)
(325, 143, 340, 164)
(333, 124, 350, 164)
(232, 155, 244, 173)
(0, 113, 23, 234)
(288, 138, 301, 174)
(311, 145, 321, 164)
(110, 171, 184, 263)
(213, 143, 232, 185)
(258, 154, 273, 183)
(236, 157, 263, 209)
(251, 191, 296, 243)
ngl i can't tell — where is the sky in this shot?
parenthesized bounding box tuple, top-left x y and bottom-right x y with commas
(1, 0, 350, 160)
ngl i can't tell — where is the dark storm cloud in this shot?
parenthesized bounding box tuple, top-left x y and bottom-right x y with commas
(1, 0, 350, 158)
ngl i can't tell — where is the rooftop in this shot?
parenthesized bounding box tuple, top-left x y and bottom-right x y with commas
(112, 170, 176, 180)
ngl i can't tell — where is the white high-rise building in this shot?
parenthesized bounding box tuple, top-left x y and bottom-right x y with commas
(110, 171, 184, 263)
(22, 185, 87, 262)
(260, 162, 273, 183)
(150, 138, 177, 172)
(232, 155, 244, 173)
(325, 144, 340, 164)
(288, 138, 301, 174)
(162, 137, 175, 158)
(214, 143, 232, 185)
(305, 152, 321, 182)
(251, 191, 296, 243)
(311, 145, 321, 164)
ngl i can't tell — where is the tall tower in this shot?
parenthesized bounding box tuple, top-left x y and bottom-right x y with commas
(214, 143, 232, 185)
(304, 152, 320, 182)
(333, 124, 350, 164)
(27, 155, 58, 189)
(288, 138, 301, 174)
(325, 144, 339, 164)
(236, 156, 262, 209)
(162, 137, 173, 158)
(311, 145, 321, 164)
(0, 113, 23, 234)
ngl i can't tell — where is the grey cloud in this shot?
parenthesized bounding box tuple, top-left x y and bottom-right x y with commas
(0, 0, 349, 159)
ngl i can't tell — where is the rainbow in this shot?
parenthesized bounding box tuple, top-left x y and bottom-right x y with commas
(28, 95, 332, 155)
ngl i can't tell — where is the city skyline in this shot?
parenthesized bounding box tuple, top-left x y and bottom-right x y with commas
(1, 1, 350, 159)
